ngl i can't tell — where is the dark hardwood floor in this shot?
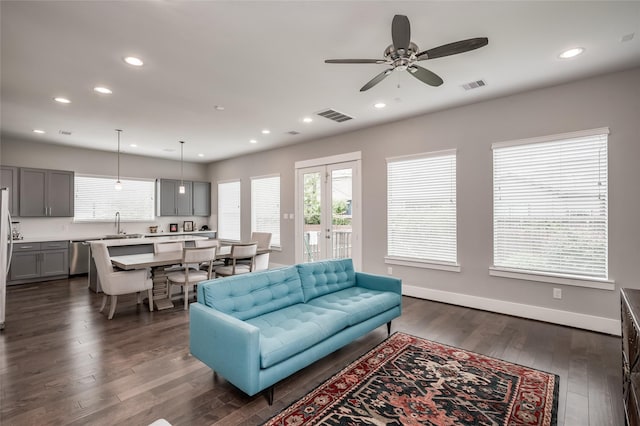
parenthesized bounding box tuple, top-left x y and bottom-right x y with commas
(0, 277, 623, 425)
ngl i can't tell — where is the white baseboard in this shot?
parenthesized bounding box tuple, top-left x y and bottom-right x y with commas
(403, 284, 621, 336)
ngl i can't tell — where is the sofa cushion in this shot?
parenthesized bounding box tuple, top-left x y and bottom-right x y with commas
(246, 304, 349, 368)
(296, 258, 356, 302)
(307, 287, 402, 326)
(201, 266, 303, 320)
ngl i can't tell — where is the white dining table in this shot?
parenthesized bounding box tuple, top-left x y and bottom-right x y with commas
(109, 245, 269, 310)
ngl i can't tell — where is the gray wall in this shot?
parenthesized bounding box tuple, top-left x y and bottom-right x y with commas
(208, 67, 640, 330)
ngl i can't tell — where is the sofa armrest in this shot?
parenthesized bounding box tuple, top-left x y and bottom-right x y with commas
(355, 272, 402, 295)
(189, 302, 262, 396)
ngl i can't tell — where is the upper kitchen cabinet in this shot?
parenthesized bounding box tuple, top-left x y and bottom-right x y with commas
(192, 181, 211, 216)
(19, 168, 74, 217)
(157, 179, 209, 216)
(0, 165, 19, 216)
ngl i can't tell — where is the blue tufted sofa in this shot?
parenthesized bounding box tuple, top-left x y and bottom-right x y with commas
(189, 258, 402, 402)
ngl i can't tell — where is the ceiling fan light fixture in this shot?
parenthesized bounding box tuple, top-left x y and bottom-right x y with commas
(559, 47, 584, 59)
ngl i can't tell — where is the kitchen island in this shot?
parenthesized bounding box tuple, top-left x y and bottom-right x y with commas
(88, 234, 210, 293)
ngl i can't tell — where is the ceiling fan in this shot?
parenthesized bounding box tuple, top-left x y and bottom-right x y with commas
(325, 15, 489, 92)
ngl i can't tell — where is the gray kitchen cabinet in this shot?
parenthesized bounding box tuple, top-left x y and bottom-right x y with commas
(192, 181, 211, 216)
(0, 165, 19, 216)
(157, 179, 208, 216)
(8, 240, 69, 285)
(19, 168, 74, 217)
(177, 181, 193, 216)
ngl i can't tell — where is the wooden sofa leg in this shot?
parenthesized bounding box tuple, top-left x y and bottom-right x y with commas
(265, 386, 274, 405)
(387, 321, 392, 336)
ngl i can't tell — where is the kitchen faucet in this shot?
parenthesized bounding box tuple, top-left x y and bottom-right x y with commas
(115, 211, 123, 234)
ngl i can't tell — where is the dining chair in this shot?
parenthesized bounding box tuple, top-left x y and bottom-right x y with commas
(195, 238, 223, 270)
(253, 252, 270, 271)
(250, 232, 272, 249)
(214, 242, 258, 278)
(166, 247, 216, 310)
(91, 242, 153, 320)
(153, 241, 185, 271)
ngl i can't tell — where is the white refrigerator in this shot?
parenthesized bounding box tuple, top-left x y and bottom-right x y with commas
(1, 188, 13, 330)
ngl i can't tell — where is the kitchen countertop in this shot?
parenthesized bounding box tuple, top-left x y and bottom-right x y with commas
(13, 230, 215, 244)
(86, 235, 209, 246)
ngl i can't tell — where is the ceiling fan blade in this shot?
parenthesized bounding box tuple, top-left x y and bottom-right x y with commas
(360, 69, 393, 92)
(391, 15, 411, 50)
(407, 65, 443, 87)
(417, 37, 489, 60)
(325, 59, 387, 64)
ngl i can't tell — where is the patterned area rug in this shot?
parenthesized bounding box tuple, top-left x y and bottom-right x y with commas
(264, 332, 559, 426)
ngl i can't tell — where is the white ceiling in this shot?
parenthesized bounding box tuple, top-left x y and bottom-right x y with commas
(1, 1, 639, 163)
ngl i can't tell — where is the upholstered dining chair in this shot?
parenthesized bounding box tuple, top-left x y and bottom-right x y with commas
(250, 232, 272, 249)
(91, 242, 153, 320)
(214, 242, 258, 278)
(153, 241, 185, 272)
(194, 239, 223, 269)
(166, 247, 216, 310)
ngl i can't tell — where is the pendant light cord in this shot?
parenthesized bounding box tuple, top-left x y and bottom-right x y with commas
(180, 140, 185, 186)
(116, 129, 122, 182)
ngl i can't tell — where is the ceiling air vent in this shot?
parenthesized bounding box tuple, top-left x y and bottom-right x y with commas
(286, 130, 300, 135)
(58, 130, 72, 135)
(462, 79, 487, 91)
(317, 109, 354, 123)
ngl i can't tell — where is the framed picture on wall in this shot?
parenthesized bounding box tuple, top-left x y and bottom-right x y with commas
(183, 221, 194, 232)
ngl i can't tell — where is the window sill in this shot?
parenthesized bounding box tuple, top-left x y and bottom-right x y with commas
(385, 257, 461, 272)
(489, 267, 615, 291)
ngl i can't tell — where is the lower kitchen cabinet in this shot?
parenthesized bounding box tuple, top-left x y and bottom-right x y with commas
(8, 241, 69, 285)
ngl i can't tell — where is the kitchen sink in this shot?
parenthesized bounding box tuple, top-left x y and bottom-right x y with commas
(102, 234, 145, 239)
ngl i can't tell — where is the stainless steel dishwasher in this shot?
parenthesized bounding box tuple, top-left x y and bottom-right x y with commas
(69, 240, 90, 275)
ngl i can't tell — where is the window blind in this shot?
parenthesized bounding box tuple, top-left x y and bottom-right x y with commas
(387, 150, 457, 264)
(75, 176, 155, 221)
(217, 180, 241, 240)
(493, 130, 608, 279)
(251, 175, 280, 246)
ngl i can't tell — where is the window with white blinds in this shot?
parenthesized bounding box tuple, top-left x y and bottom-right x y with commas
(492, 128, 608, 279)
(387, 150, 457, 265)
(217, 180, 241, 241)
(251, 175, 280, 247)
(75, 175, 155, 221)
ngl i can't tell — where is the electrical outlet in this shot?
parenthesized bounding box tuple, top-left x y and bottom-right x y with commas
(553, 288, 562, 299)
(387, 266, 393, 275)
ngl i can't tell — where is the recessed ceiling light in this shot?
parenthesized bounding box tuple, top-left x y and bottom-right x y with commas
(129, 144, 137, 148)
(559, 47, 584, 59)
(197, 153, 204, 157)
(302, 117, 313, 123)
(32, 129, 45, 134)
(214, 105, 225, 111)
(54, 97, 71, 104)
(374, 102, 386, 109)
(94, 86, 112, 94)
(261, 129, 270, 135)
(124, 56, 144, 67)
(250, 139, 257, 144)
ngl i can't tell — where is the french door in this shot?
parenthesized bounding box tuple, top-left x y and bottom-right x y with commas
(295, 153, 361, 269)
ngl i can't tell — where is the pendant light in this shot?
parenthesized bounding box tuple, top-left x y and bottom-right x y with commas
(115, 129, 123, 190)
(179, 140, 186, 194)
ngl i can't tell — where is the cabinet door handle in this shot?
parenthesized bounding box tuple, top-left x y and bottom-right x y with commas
(20, 245, 33, 249)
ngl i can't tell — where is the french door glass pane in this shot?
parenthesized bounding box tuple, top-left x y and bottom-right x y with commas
(303, 171, 322, 262)
(331, 168, 352, 259)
